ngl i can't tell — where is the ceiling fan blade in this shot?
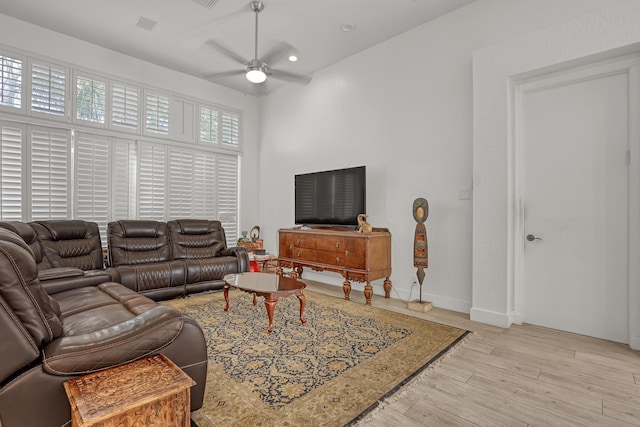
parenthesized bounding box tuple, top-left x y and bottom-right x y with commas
(268, 69, 312, 84)
(204, 40, 247, 66)
(204, 70, 246, 80)
(260, 42, 294, 67)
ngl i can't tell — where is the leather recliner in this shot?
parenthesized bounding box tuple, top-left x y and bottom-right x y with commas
(0, 228, 208, 427)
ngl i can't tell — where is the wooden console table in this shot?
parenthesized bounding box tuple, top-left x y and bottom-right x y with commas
(63, 354, 194, 427)
(278, 227, 392, 305)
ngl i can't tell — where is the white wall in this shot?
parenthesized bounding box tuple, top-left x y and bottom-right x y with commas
(472, 0, 640, 332)
(257, 0, 631, 311)
(0, 14, 261, 234)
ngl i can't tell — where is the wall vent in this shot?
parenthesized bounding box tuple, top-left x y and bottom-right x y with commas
(191, 0, 219, 8)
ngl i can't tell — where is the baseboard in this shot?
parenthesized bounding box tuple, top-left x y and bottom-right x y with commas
(470, 307, 512, 328)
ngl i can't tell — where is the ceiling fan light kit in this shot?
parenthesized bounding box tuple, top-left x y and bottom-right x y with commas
(204, 1, 311, 91)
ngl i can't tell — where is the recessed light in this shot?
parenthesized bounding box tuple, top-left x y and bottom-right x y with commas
(340, 23, 356, 32)
(288, 55, 298, 62)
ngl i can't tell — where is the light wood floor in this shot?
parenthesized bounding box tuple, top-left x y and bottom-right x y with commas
(304, 280, 640, 427)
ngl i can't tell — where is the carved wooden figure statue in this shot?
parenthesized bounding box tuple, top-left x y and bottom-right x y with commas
(412, 198, 429, 303)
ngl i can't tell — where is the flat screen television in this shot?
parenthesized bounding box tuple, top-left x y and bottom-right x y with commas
(295, 166, 366, 226)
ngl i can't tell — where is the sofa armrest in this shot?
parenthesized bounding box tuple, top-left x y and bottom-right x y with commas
(38, 267, 84, 281)
(42, 305, 184, 375)
(219, 246, 250, 272)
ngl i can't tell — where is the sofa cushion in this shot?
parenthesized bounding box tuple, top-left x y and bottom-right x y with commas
(30, 220, 104, 270)
(108, 220, 171, 266)
(0, 221, 51, 269)
(44, 282, 185, 375)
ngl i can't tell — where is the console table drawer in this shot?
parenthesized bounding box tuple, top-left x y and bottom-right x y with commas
(316, 237, 346, 251)
(294, 247, 345, 266)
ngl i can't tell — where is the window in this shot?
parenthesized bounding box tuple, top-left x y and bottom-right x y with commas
(0, 54, 22, 109)
(30, 126, 70, 220)
(138, 141, 166, 219)
(221, 111, 240, 148)
(76, 74, 106, 123)
(111, 138, 137, 219)
(168, 147, 216, 219)
(74, 133, 109, 238)
(111, 82, 139, 131)
(217, 154, 238, 244)
(0, 122, 23, 220)
(144, 91, 169, 135)
(31, 62, 66, 117)
(199, 105, 219, 143)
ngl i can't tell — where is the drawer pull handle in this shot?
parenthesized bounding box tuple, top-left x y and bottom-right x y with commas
(297, 251, 301, 257)
(345, 250, 349, 256)
(297, 239, 301, 245)
(289, 244, 293, 251)
(335, 242, 340, 248)
(336, 257, 341, 262)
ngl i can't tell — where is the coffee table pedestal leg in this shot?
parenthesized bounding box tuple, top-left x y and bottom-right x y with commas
(264, 294, 278, 334)
(297, 291, 306, 325)
(223, 285, 230, 311)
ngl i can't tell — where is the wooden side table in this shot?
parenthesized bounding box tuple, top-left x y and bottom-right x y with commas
(63, 354, 195, 427)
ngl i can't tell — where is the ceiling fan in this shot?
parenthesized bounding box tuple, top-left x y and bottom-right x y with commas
(204, 1, 311, 87)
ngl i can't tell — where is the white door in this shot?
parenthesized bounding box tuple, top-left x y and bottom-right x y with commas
(519, 66, 630, 343)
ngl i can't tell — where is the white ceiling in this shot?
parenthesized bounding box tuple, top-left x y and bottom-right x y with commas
(0, 0, 477, 95)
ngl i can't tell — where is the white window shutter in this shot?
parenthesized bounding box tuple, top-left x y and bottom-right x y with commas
(30, 126, 70, 220)
(217, 153, 238, 245)
(193, 151, 216, 218)
(0, 122, 23, 220)
(168, 147, 194, 218)
(0, 54, 22, 109)
(221, 111, 240, 148)
(112, 138, 137, 219)
(31, 63, 66, 116)
(138, 141, 166, 220)
(74, 132, 109, 241)
(111, 82, 139, 131)
(144, 92, 169, 135)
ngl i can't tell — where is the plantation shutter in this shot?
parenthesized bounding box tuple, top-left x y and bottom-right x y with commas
(30, 126, 70, 220)
(0, 54, 22, 109)
(221, 111, 240, 148)
(138, 141, 166, 219)
(75, 132, 109, 240)
(76, 75, 106, 123)
(193, 151, 216, 218)
(31, 63, 66, 116)
(217, 153, 238, 245)
(168, 147, 193, 218)
(0, 122, 23, 220)
(112, 82, 139, 130)
(144, 92, 169, 135)
(112, 138, 136, 219)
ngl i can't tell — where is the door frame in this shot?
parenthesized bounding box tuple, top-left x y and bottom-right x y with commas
(510, 54, 640, 348)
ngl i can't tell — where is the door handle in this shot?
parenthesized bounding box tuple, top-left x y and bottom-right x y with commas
(526, 234, 542, 242)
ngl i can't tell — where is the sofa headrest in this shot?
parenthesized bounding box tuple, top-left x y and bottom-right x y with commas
(0, 228, 63, 351)
(108, 220, 171, 266)
(30, 220, 104, 270)
(0, 221, 51, 268)
(169, 219, 223, 235)
(167, 219, 227, 260)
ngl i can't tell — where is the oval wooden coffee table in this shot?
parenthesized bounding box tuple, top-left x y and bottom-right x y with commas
(223, 272, 306, 334)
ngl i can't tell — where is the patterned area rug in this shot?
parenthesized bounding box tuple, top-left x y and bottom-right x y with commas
(164, 289, 468, 426)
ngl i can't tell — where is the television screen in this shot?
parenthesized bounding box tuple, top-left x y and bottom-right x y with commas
(295, 166, 366, 226)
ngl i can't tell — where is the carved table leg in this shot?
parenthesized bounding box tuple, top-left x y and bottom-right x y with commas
(253, 293, 257, 306)
(343, 279, 352, 300)
(223, 285, 230, 312)
(383, 278, 392, 299)
(296, 291, 307, 325)
(295, 266, 304, 278)
(264, 294, 278, 334)
(364, 283, 374, 305)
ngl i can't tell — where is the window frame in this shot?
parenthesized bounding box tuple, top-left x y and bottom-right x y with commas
(109, 80, 140, 134)
(27, 58, 70, 122)
(143, 89, 170, 137)
(73, 70, 107, 128)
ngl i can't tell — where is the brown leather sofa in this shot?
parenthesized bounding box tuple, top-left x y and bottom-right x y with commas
(108, 219, 249, 300)
(0, 228, 208, 427)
